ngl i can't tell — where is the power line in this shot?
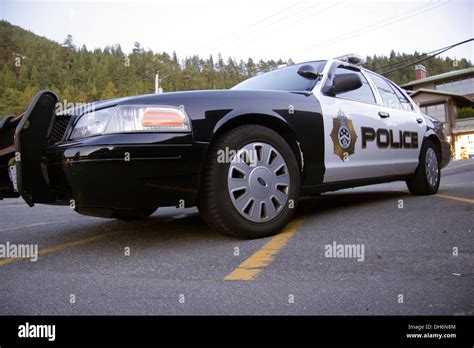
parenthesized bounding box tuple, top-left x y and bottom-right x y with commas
(380, 38, 474, 75)
(297, 1, 440, 56)
(374, 40, 470, 72)
(375, 47, 449, 72)
(207, 2, 323, 52)
(295, 1, 447, 58)
(200, 2, 308, 52)
(227, 2, 344, 51)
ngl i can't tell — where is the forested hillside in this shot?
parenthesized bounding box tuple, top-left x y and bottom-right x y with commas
(0, 20, 472, 117)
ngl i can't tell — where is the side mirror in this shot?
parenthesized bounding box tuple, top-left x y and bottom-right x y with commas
(323, 73, 362, 96)
(297, 64, 319, 80)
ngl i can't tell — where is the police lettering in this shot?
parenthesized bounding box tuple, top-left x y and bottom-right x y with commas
(361, 127, 418, 149)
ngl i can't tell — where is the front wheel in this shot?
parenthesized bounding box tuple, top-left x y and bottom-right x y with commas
(198, 125, 300, 239)
(406, 140, 440, 195)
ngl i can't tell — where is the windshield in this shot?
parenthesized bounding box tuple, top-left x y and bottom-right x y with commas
(232, 61, 326, 92)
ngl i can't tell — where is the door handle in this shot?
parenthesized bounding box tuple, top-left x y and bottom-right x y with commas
(416, 117, 424, 124)
(378, 111, 390, 118)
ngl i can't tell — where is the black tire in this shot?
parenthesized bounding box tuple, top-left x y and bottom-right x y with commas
(406, 140, 440, 195)
(198, 125, 300, 239)
(112, 207, 158, 221)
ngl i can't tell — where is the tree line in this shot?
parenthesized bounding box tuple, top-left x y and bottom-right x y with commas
(0, 20, 471, 118)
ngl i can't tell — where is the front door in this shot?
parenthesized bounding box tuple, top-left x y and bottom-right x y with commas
(316, 63, 394, 183)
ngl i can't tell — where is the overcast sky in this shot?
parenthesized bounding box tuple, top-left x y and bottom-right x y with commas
(1, 0, 473, 63)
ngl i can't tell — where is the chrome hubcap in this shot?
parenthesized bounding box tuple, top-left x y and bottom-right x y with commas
(425, 148, 439, 187)
(227, 142, 290, 223)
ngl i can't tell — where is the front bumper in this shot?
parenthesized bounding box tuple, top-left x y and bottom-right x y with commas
(45, 133, 207, 212)
(440, 139, 451, 169)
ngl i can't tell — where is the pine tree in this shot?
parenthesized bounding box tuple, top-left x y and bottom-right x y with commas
(101, 81, 117, 100)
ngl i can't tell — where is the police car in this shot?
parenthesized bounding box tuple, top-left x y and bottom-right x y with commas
(0, 54, 451, 239)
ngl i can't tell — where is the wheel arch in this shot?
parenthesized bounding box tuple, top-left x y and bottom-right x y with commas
(210, 113, 304, 174)
(424, 132, 442, 160)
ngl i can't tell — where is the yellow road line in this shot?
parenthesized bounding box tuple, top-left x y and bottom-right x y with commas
(0, 219, 177, 267)
(0, 232, 114, 266)
(435, 194, 474, 204)
(224, 218, 304, 281)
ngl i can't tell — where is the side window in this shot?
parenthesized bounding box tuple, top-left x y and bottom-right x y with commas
(368, 72, 403, 110)
(388, 81, 414, 111)
(332, 66, 376, 104)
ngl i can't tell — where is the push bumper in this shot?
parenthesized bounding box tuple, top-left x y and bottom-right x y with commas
(0, 91, 58, 204)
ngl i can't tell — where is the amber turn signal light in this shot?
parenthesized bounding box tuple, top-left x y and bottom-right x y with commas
(142, 108, 186, 127)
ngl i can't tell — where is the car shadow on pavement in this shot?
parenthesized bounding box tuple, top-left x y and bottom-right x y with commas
(96, 190, 410, 241)
(10, 190, 410, 250)
(295, 190, 409, 219)
(105, 210, 234, 244)
(134, 190, 411, 242)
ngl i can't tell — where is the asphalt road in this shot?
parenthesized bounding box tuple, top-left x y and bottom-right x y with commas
(0, 161, 473, 315)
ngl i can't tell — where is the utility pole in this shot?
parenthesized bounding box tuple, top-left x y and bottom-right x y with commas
(155, 71, 163, 94)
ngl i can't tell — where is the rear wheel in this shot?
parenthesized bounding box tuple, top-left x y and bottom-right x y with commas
(111, 207, 158, 221)
(198, 125, 300, 239)
(406, 140, 440, 195)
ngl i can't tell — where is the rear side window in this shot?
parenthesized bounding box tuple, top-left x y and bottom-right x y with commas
(368, 72, 403, 110)
(333, 66, 376, 104)
(387, 81, 414, 111)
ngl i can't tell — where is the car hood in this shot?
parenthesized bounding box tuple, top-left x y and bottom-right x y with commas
(60, 89, 308, 117)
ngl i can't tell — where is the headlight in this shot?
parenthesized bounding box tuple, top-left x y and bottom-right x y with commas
(70, 108, 111, 139)
(70, 105, 191, 139)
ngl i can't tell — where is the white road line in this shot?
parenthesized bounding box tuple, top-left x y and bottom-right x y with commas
(442, 162, 474, 171)
(0, 220, 72, 233)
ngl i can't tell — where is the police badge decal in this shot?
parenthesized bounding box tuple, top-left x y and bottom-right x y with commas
(330, 109, 358, 161)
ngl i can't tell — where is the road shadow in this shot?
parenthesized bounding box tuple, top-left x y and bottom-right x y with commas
(296, 190, 409, 219)
(6, 189, 412, 248)
(107, 190, 411, 244)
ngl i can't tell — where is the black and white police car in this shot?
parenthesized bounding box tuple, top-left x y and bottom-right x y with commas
(0, 54, 451, 239)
